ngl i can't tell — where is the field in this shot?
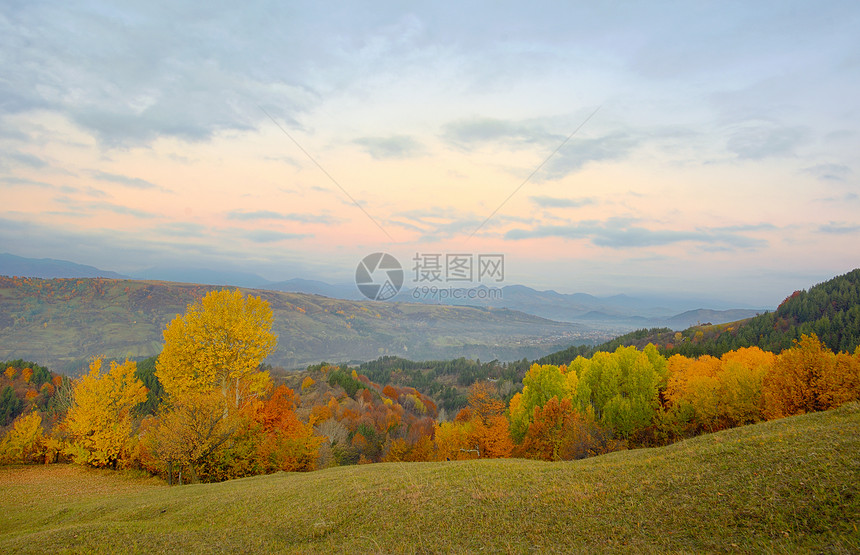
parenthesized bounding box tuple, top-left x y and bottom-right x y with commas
(1, 404, 858, 553)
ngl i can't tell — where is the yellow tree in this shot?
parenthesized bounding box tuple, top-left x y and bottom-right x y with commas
(156, 289, 277, 408)
(64, 358, 147, 468)
(143, 390, 242, 484)
(0, 411, 45, 464)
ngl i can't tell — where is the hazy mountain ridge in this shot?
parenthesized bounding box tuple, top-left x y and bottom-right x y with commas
(0, 254, 767, 330)
(0, 276, 597, 374)
(557, 269, 860, 360)
(0, 253, 128, 280)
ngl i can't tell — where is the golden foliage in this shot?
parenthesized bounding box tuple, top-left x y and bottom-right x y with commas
(0, 411, 45, 464)
(763, 334, 860, 419)
(156, 289, 276, 407)
(666, 348, 774, 430)
(64, 358, 147, 468)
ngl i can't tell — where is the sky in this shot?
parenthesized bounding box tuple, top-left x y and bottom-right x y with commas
(1, 0, 859, 307)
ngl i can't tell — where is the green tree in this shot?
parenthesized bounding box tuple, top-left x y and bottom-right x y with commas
(509, 364, 567, 442)
(0, 385, 24, 426)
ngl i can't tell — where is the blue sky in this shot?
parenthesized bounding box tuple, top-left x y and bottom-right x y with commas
(1, 1, 859, 306)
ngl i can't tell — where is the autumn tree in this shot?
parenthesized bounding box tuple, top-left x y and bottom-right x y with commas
(434, 420, 474, 460)
(763, 333, 859, 418)
(64, 358, 147, 468)
(665, 348, 774, 432)
(509, 364, 569, 442)
(455, 382, 513, 458)
(156, 289, 277, 408)
(255, 385, 322, 472)
(143, 390, 241, 484)
(0, 411, 45, 464)
(518, 397, 623, 461)
(466, 381, 506, 424)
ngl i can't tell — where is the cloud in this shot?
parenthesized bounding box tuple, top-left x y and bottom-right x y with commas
(241, 229, 311, 243)
(802, 163, 851, 181)
(712, 223, 777, 233)
(53, 195, 158, 219)
(505, 218, 769, 249)
(539, 133, 637, 180)
(442, 116, 636, 180)
(354, 135, 423, 159)
(0, 2, 319, 147)
(389, 207, 534, 240)
(7, 151, 48, 169)
(226, 210, 332, 224)
(818, 222, 860, 235)
(91, 171, 162, 191)
(87, 201, 158, 219)
(155, 222, 208, 238)
(530, 196, 595, 208)
(389, 208, 482, 240)
(442, 117, 560, 149)
(82, 187, 110, 198)
(726, 123, 808, 159)
(1, 177, 57, 189)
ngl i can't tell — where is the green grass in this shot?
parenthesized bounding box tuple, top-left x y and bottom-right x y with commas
(2, 404, 859, 553)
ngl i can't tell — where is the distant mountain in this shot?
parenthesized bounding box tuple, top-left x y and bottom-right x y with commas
(394, 283, 765, 329)
(0, 253, 127, 279)
(267, 278, 361, 300)
(0, 277, 599, 374)
(549, 269, 860, 360)
(130, 267, 273, 288)
(665, 309, 764, 330)
(1, 254, 765, 328)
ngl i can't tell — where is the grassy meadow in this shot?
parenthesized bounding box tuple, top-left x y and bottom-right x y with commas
(2, 403, 859, 553)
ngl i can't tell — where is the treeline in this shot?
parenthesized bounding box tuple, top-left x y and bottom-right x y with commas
(540, 269, 860, 363)
(1, 360, 69, 427)
(511, 335, 860, 460)
(670, 269, 860, 356)
(357, 355, 530, 414)
(3, 277, 860, 480)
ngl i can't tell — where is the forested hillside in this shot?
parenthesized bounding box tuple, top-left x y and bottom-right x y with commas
(0, 276, 593, 374)
(540, 269, 860, 363)
(3, 281, 860, 491)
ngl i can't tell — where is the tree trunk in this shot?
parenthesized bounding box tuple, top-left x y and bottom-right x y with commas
(188, 463, 200, 484)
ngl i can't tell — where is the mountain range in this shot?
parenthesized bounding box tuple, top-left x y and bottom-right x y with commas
(0, 276, 598, 374)
(0, 253, 767, 330)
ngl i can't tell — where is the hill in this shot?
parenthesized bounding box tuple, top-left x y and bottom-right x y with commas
(0, 253, 127, 280)
(0, 277, 594, 374)
(541, 269, 860, 364)
(3, 254, 765, 329)
(1, 403, 857, 553)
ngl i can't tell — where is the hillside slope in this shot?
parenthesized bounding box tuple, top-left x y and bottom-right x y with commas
(0, 277, 593, 374)
(542, 269, 860, 364)
(1, 403, 857, 553)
